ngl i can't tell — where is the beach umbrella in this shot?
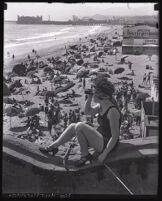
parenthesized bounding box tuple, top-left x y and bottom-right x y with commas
(98, 51, 103, 58)
(121, 55, 128, 59)
(76, 59, 84, 66)
(114, 67, 125, 74)
(5, 106, 19, 128)
(118, 77, 132, 81)
(25, 107, 41, 117)
(3, 82, 11, 97)
(12, 64, 26, 76)
(43, 66, 53, 73)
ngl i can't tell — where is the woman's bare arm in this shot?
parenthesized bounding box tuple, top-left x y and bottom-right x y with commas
(84, 94, 100, 117)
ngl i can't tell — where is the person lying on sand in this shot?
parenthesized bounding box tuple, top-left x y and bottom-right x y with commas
(39, 75, 121, 167)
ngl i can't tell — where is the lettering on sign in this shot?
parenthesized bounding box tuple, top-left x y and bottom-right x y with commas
(144, 39, 158, 44)
(124, 28, 158, 39)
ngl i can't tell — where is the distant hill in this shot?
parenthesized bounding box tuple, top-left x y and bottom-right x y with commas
(80, 14, 158, 25)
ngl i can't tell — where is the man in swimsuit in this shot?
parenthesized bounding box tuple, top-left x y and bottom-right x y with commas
(39, 74, 121, 167)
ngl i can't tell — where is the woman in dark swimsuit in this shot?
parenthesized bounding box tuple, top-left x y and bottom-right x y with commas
(39, 75, 121, 167)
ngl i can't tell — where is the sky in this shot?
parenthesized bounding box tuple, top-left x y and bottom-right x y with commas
(4, 2, 158, 21)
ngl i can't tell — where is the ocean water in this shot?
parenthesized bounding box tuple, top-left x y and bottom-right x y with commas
(4, 21, 110, 59)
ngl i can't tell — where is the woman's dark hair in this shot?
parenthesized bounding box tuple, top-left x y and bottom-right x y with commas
(93, 74, 115, 97)
(94, 74, 118, 107)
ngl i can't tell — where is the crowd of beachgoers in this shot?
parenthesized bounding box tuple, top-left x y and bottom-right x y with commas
(3, 26, 157, 151)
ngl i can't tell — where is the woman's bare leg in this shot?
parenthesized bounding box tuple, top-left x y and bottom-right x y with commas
(75, 122, 104, 157)
(49, 123, 76, 148)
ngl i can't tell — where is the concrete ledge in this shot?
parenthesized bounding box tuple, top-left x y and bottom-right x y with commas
(2, 135, 159, 194)
(3, 135, 158, 173)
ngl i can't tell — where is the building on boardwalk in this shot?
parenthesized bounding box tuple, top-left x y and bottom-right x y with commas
(122, 25, 159, 55)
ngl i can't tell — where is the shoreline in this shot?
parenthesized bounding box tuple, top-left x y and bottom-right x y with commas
(3, 25, 119, 74)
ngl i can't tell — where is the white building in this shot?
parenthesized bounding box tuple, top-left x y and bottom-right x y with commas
(122, 25, 159, 55)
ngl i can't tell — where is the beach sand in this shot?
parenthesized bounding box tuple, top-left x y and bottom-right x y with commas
(3, 24, 159, 158)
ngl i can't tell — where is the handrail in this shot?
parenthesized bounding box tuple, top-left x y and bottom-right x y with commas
(104, 164, 134, 195)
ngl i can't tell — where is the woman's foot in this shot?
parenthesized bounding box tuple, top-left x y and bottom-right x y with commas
(75, 153, 93, 167)
(39, 146, 58, 156)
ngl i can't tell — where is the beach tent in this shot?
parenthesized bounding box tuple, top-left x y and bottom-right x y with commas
(3, 82, 11, 97)
(114, 67, 125, 74)
(12, 64, 26, 76)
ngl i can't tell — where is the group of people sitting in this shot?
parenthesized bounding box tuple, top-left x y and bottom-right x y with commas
(26, 115, 42, 136)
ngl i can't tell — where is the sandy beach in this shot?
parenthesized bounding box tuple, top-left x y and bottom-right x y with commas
(3, 24, 158, 158)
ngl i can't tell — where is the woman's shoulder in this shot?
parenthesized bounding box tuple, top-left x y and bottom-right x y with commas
(107, 105, 120, 119)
